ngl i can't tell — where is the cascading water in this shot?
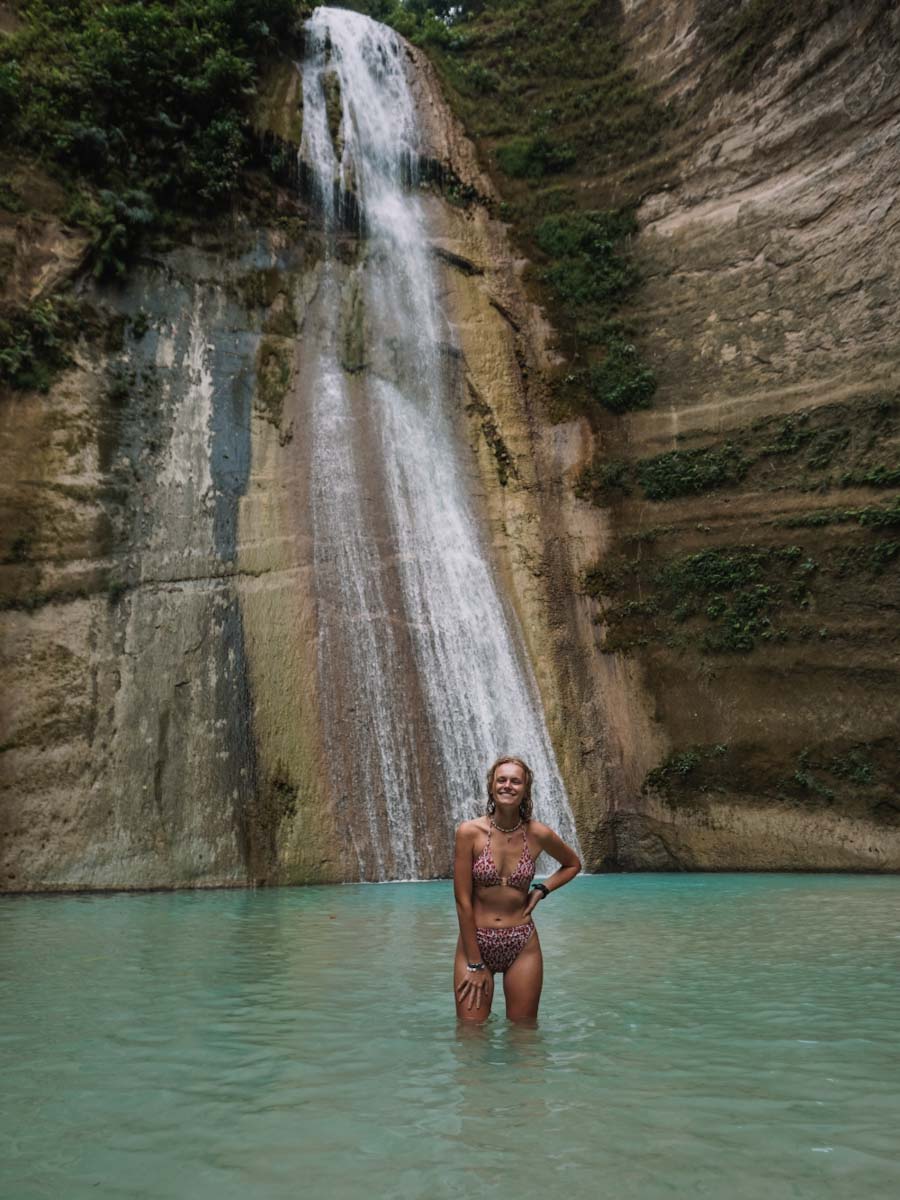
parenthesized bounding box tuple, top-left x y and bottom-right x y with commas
(300, 7, 581, 879)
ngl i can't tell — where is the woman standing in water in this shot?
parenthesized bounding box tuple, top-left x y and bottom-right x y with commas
(453, 755, 581, 1023)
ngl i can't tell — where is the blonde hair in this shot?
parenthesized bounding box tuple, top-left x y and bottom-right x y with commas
(485, 755, 534, 821)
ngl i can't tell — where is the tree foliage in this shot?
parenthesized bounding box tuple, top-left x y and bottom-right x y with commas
(1, 0, 299, 209)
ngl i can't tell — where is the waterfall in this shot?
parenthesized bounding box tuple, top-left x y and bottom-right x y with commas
(299, 6, 581, 879)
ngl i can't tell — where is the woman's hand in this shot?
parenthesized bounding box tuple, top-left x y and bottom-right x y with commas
(456, 968, 491, 1012)
(523, 889, 544, 918)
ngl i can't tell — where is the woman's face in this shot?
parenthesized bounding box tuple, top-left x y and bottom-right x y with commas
(492, 762, 526, 808)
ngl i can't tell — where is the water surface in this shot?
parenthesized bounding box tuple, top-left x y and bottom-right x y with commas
(2, 874, 899, 1198)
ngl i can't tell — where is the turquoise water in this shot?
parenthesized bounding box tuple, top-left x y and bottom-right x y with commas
(2, 875, 899, 1199)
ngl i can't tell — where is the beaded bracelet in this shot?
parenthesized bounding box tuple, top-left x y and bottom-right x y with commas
(466, 961, 486, 972)
(530, 882, 549, 897)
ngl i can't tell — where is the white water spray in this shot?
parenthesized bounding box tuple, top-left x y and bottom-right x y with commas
(300, 7, 581, 877)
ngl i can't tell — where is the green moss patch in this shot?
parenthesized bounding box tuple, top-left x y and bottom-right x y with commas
(255, 337, 293, 427)
(637, 442, 750, 500)
(577, 396, 900, 506)
(642, 738, 898, 820)
(585, 509, 898, 654)
(840, 465, 900, 488)
(535, 209, 638, 306)
(585, 543, 820, 653)
(658, 545, 814, 653)
(643, 739, 897, 825)
(644, 743, 727, 798)
(776, 496, 900, 531)
(496, 133, 576, 179)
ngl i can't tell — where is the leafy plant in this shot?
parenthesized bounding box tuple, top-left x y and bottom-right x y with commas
(1, 0, 299, 221)
(574, 459, 630, 500)
(497, 134, 576, 179)
(536, 209, 638, 307)
(587, 337, 656, 414)
(67, 188, 156, 278)
(637, 442, 750, 500)
(840, 465, 900, 488)
(0, 295, 80, 391)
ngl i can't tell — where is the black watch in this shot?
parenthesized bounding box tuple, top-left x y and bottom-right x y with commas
(531, 882, 549, 898)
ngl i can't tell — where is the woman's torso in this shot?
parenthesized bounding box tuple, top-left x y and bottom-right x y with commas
(471, 819, 536, 928)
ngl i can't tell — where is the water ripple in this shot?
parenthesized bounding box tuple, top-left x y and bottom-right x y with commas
(2, 875, 899, 1199)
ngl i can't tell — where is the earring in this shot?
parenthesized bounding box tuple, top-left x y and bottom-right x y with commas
(487, 797, 496, 815)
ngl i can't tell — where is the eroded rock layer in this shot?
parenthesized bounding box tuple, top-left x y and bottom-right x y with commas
(596, 0, 900, 866)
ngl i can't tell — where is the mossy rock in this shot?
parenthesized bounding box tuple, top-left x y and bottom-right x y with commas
(251, 60, 304, 147)
(255, 338, 294, 428)
(339, 273, 366, 375)
(323, 69, 343, 162)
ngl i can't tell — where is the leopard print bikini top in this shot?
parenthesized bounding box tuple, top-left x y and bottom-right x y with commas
(472, 822, 535, 892)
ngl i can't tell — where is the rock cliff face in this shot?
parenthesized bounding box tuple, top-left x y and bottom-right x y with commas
(2, 2, 898, 890)
(0, 29, 610, 890)
(0, 226, 324, 889)
(413, 0, 899, 872)
(594, 0, 900, 866)
(410, 50, 632, 872)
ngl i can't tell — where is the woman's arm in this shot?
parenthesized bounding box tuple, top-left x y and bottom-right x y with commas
(524, 823, 581, 917)
(452, 822, 482, 964)
(453, 822, 490, 1011)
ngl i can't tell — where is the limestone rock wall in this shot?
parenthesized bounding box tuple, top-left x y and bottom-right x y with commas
(3, 4, 899, 888)
(0, 223, 343, 889)
(596, 0, 900, 867)
(1, 42, 618, 889)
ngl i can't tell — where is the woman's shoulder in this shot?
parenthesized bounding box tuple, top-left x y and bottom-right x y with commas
(527, 818, 555, 841)
(456, 816, 488, 837)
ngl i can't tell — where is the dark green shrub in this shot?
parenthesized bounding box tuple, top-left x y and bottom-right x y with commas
(783, 497, 900, 530)
(841, 465, 900, 488)
(67, 188, 156, 279)
(454, 61, 500, 96)
(1, 0, 298, 215)
(587, 337, 656, 414)
(643, 748, 705, 794)
(655, 545, 804, 652)
(496, 134, 576, 179)
(637, 442, 750, 500)
(757, 413, 813, 456)
(536, 209, 638, 308)
(574, 459, 630, 500)
(857, 496, 900, 528)
(0, 295, 79, 391)
(535, 209, 636, 258)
